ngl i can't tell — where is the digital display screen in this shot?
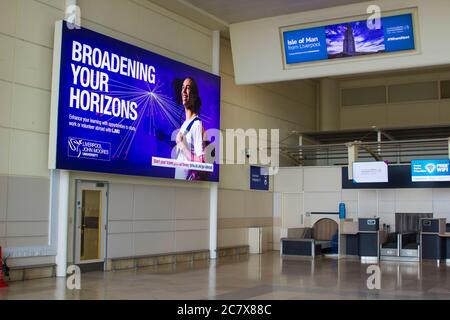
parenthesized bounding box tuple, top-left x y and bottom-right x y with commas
(352, 161, 388, 183)
(283, 13, 415, 65)
(411, 160, 450, 182)
(52, 22, 221, 182)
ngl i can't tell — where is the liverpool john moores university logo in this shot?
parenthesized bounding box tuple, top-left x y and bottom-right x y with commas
(68, 137, 82, 157)
(67, 137, 111, 161)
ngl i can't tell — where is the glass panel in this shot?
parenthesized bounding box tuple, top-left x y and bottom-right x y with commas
(395, 212, 433, 233)
(441, 80, 450, 99)
(388, 81, 438, 103)
(81, 190, 101, 261)
(341, 86, 387, 106)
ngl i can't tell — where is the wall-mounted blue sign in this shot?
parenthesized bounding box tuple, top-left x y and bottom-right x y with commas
(411, 160, 450, 182)
(283, 13, 415, 65)
(50, 21, 221, 182)
(250, 166, 269, 191)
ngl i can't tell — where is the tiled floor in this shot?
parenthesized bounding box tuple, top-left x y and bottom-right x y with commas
(1, 252, 450, 300)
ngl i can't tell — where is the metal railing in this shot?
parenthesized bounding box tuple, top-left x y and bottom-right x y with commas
(277, 137, 449, 165)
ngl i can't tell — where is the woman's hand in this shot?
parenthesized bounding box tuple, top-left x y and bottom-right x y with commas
(176, 132, 188, 154)
(176, 131, 184, 145)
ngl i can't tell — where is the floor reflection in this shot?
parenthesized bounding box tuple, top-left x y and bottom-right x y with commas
(1, 252, 449, 300)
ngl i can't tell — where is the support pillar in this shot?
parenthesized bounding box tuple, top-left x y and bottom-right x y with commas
(209, 183, 218, 260)
(209, 30, 220, 260)
(377, 130, 382, 156)
(55, 170, 69, 277)
(347, 142, 359, 180)
(319, 78, 340, 131)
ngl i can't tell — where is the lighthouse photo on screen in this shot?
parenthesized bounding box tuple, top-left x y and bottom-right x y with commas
(282, 13, 415, 65)
(326, 20, 385, 59)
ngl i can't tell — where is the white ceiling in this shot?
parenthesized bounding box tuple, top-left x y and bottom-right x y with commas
(182, 0, 370, 24)
(149, 0, 371, 31)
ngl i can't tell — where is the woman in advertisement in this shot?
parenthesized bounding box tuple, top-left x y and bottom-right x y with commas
(174, 77, 206, 180)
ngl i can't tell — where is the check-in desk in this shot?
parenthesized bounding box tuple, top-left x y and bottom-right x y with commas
(446, 224, 450, 262)
(442, 233, 450, 263)
(400, 232, 420, 258)
(358, 218, 382, 261)
(340, 218, 383, 260)
(379, 232, 420, 261)
(280, 238, 323, 259)
(380, 232, 399, 257)
(340, 219, 359, 257)
(420, 218, 447, 261)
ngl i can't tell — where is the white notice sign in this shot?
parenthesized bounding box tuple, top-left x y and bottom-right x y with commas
(353, 161, 388, 183)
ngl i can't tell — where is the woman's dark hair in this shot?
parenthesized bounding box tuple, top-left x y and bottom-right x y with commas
(174, 77, 202, 115)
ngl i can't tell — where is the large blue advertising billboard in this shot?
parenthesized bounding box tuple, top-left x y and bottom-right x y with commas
(411, 160, 450, 182)
(283, 13, 415, 65)
(50, 22, 220, 182)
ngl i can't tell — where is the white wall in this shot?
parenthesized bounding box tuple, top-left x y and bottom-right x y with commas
(0, 0, 318, 266)
(107, 183, 209, 258)
(217, 39, 317, 249)
(0, 0, 65, 267)
(219, 38, 317, 161)
(78, 0, 213, 71)
(272, 167, 303, 248)
(274, 166, 450, 249)
(0, 0, 217, 266)
(65, 0, 216, 262)
(230, 0, 450, 84)
(339, 67, 450, 130)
